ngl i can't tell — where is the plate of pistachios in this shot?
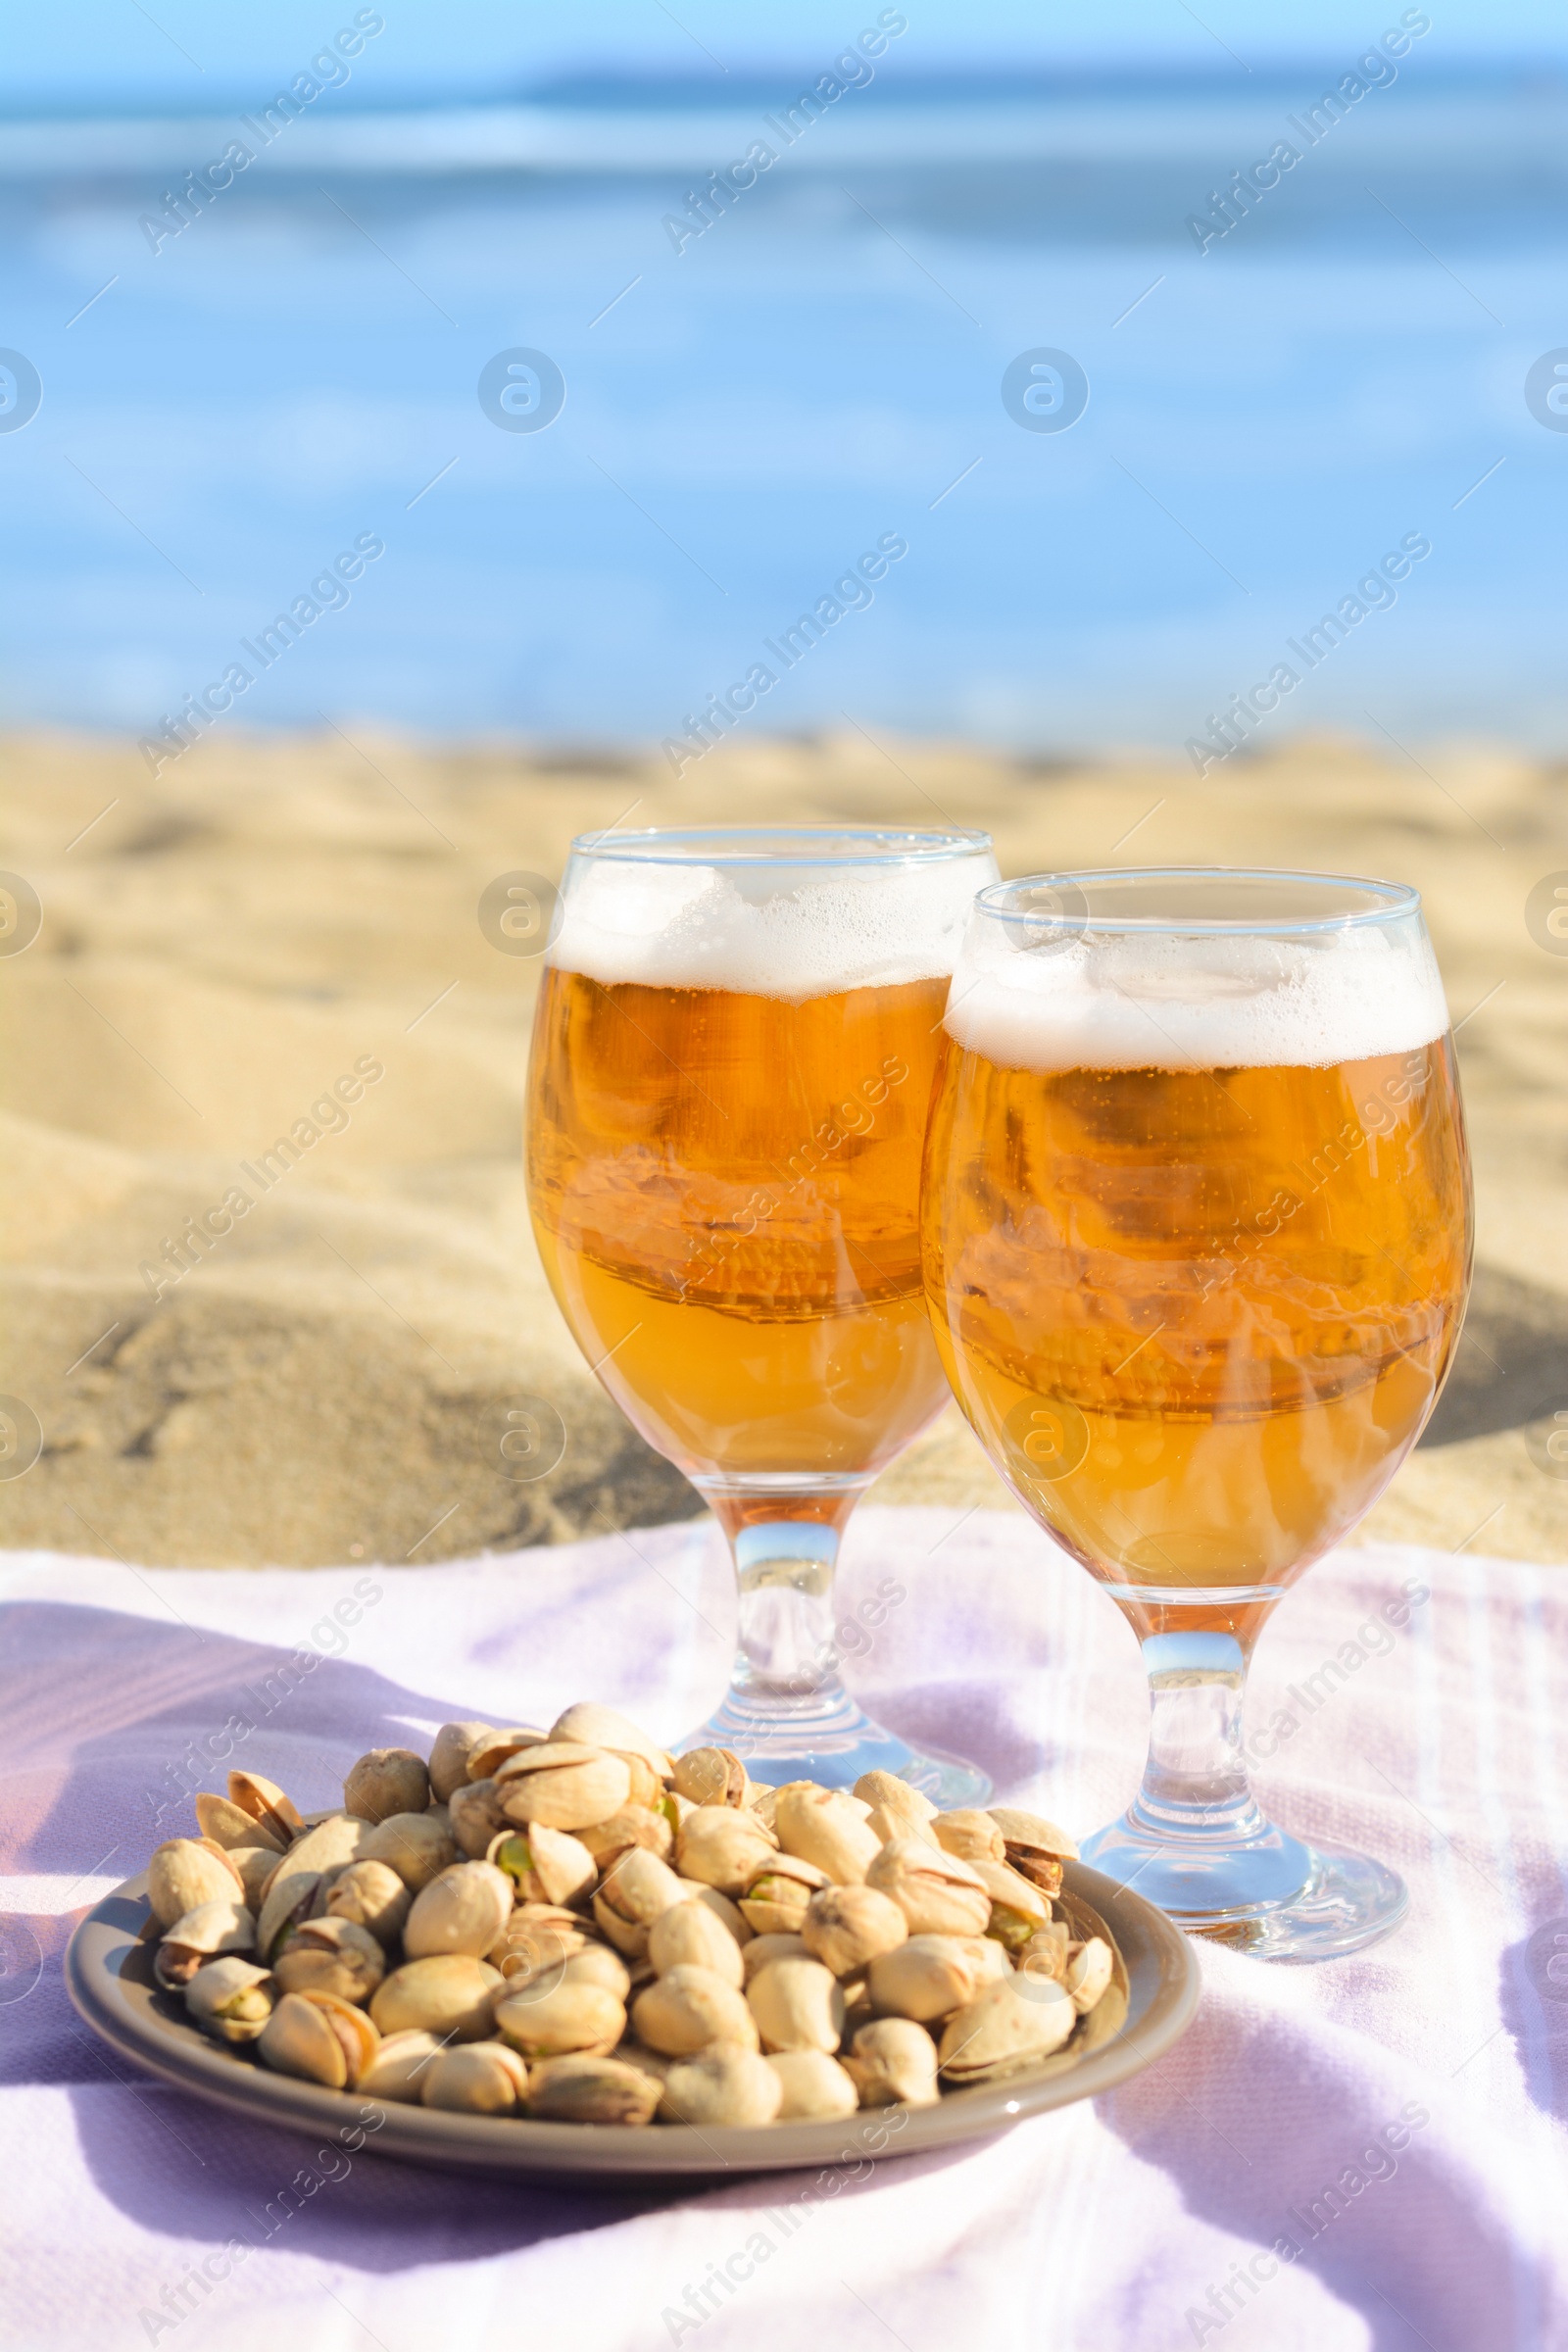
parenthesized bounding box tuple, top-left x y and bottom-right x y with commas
(66, 1701, 1199, 2179)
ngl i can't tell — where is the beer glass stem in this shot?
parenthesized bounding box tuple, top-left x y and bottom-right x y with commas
(1128, 1631, 1269, 1850)
(688, 1480, 990, 1805)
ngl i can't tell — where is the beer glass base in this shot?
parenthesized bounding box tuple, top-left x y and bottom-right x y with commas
(1081, 1816, 1409, 1962)
(685, 1689, 992, 1806)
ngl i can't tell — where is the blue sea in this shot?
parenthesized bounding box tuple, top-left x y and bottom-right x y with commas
(2, 53, 1565, 755)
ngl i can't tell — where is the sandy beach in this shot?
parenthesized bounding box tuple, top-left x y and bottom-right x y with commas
(1, 727, 1563, 1568)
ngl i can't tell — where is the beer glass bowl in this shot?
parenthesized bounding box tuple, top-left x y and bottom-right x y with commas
(922, 868, 1473, 1958)
(527, 824, 999, 1798)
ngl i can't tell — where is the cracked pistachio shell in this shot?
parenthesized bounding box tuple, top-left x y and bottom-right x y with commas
(677, 1883, 753, 1945)
(555, 1944, 632, 2000)
(420, 2040, 530, 2115)
(937, 1976, 1075, 2082)
(259, 1989, 379, 2089)
(358, 2028, 444, 2103)
(987, 1807, 1079, 1862)
(773, 1787, 880, 1886)
(344, 1747, 430, 1826)
(867, 1934, 986, 2024)
(632, 1964, 759, 2057)
(224, 1846, 282, 1910)
(738, 1851, 830, 1937)
(465, 1727, 548, 1783)
(226, 1771, 304, 1847)
(272, 1916, 386, 2005)
(526, 2054, 662, 2126)
(147, 1839, 244, 1929)
(183, 1956, 275, 2044)
(673, 1805, 776, 1895)
(404, 1861, 514, 1961)
(359, 1810, 458, 1892)
(647, 1899, 745, 1987)
(155, 1899, 255, 1989)
(740, 1931, 807, 1985)
(865, 1837, 991, 1937)
(324, 1858, 412, 1948)
(932, 1809, 1006, 1865)
(256, 1815, 374, 1958)
(592, 1846, 687, 1957)
(194, 1793, 286, 1855)
(492, 1976, 625, 2060)
(489, 1905, 596, 1985)
(801, 1885, 909, 1978)
(369, 1954, 503, 2042)
(574, 1806, 673, 1869)
(844, 2017, 940, 2108)
(746, 1957, 845, 2055)
(661, 2044, 782, 2128)
(1064, 1936, 1114, 2014)
(766, 2050, 858, 2121)
(1014, 1922, 1070, 1986)
(448, 1777, 507, 1861)
(550, 1702, 673, 1782)
(495, 1743, 632, 1833)
(428, 1721, 494, 1805)
(671, 1746, 749, 1808)
(971, 1857, 1053, 1948)
(487, 1822, 598, 1908)
(854, 1771, 937, 1832)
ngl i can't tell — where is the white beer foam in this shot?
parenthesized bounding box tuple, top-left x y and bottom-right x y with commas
(551, 850, 998, 1000)
(945, 921, 1449, 1071)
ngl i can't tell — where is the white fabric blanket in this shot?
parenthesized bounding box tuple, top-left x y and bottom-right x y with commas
(3, 1505, 1566, 2352)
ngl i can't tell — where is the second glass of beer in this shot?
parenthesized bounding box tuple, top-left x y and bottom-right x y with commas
(527, 825, 998, 1796)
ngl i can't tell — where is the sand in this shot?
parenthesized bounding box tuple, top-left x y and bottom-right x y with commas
(0, 727, 1563, 1568)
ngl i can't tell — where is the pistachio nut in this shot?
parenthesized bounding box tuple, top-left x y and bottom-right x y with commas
(574, 1806, 673, 1870)
(765, 2049, 858, 2121)
(358, 2028, 445, 2103)
(428, 1721, 494, 1805)
(931, 1809, 1005, 1865)
(970, 1857, 1052, 1950)
(257, 1814, 374, 1959)
(854, 1771, 937, 1832)
(259, 1989, 379, 2089)
(465, 1727, 548, 1783)
(671, 1746, 748, 1808)
(154, 1899, 257, 1991)
(404, 1862, 515, 1961)
(592, 1846, 687, 1958)
(865, 1838, 990, 1937)
(1064, 1936, 1113, 2015)
(146, 1838, 244, 1929)
(987, 1806, 1077, 1893)
(489, 1905, 596, 1986)
(773, 1787, 880, 1886)
(369, 1954, 503, 2042)
(551, 1700, 673, 1779)
(612, 2036, 673, 2086)
(486, 1825, 592, 1909)
(556, 1944, 632, 1999)
(359, 1810, 457, 1893)
(525, 2053, 662, 2126)
(193, 1793, 286, 1855)
(740, 1932, 807, 1985)
(647, 1899, 745, 1988)
(953, 1934, 1013, 1987)
(801, 1885, 909, 1978)
(738, 1852, 830, 1937)
(492, 1976, 625, 2060)
(344, 1747, 430, 1826)
(224, 1845, 281, 1911)
(843, 2017, 940, 2108)
(678, 1882, 753, 1944)
(632, 1964, 759, 2057)
(183, 1955, 275, 2044)
(420, 2041, 530, 2115)
(746, 1957, 845, 2055)
(660, 2044, 782, 2128)
(937, 1976, 1076, 2082)
(866, 1935, 984, 2025)
(448, 1777, 508, 1861)
(226, 1770, 305, 1847)
(324, 1858, 412, 1948)
(674, 1805, 776, 1895)
(495, 1742, 632, 1833)
(273, 1916, 387, 2005)
(1014, 1922, 1069, 1987)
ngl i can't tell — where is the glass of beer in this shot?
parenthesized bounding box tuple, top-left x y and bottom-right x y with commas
(922, 869, 1472, 1957)
(527, 825, 999, 1796)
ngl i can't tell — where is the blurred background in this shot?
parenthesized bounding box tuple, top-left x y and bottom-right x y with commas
(1, 0, 1564, 1571)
